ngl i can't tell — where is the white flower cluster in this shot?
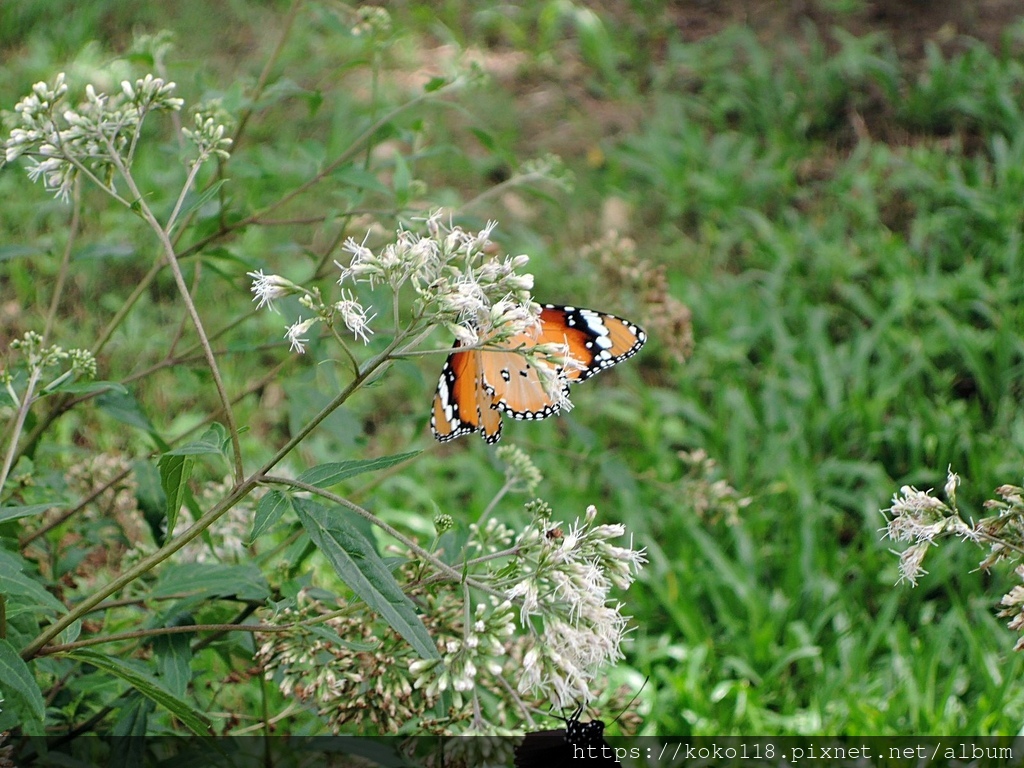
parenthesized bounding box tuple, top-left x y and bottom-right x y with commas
(3, 73, 187, 201)
(338, 211, 538, 344)
(408, 599, 516, 704)
(250, 213, 553, 363)
(505, 504, 647, 706)
(883, 469, 977, 585)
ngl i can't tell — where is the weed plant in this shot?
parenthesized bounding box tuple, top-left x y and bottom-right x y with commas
(2, 0, 1024, 753)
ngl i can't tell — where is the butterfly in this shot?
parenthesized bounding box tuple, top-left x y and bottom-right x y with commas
(430, 304, 646, 444)
(514, 704, 617, 767)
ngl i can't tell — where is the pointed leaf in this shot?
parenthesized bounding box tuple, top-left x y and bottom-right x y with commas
(0, 550, 66, 615)
(158, 453, 194, 536)
(0, 638, 46, 728)
(152, 562, 269, 601)
(165, 423, 226, 456)
(0, 503, 58, 524)
(153, 628, 194, 697)
(66, 649, 212, 736)
(292, 497, 438, 660)
(250, 489, 289, 542)
(296, 451, 420, 489)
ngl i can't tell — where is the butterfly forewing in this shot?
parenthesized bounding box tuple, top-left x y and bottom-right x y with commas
(537, 305, 647, 383)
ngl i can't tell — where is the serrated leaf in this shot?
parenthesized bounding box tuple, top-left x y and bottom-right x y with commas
(296, 451, 420, 488)
(292, 497, 438, 660)
(158, 453, 194, 537)
(0, 638, 46, 729)
(66, 649, 212, 736)
(152, 562, 269, 601)
(250, 490, 289, 542)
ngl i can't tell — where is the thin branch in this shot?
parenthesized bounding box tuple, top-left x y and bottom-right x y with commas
(19, 465, 132, 548)
(101, 136, 244, 481)
(37, 621, 292, 656)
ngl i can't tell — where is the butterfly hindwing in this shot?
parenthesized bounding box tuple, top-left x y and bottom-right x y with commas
(483, 348, 567, 421)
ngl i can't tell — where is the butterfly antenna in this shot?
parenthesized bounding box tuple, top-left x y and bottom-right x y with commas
(610, 676, 649, 727)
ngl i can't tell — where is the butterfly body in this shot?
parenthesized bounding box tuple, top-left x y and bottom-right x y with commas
(431, 304, 646, 443)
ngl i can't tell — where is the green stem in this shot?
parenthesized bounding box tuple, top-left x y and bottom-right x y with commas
(38, 621, 293, 655)
(102, 136, 245, 481)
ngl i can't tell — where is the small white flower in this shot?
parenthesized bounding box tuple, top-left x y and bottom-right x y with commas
(285, 317, 317, 354)
(334, 289, 376, 344)
(247, 270, 294, 312)
(944, 467, 960, 502)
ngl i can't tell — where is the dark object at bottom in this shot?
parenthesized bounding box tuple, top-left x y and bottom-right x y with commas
(515, 707, 617, 766)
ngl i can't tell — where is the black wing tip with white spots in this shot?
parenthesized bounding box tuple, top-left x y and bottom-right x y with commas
(552, 305, 647, 383)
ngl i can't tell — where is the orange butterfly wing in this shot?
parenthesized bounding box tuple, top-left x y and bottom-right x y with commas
(430, 304, 646, 443)
(535, 305, 647, 383)
(431, 345, 503, 444)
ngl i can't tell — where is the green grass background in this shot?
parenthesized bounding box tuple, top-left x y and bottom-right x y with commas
(4, 0, 1024, 736)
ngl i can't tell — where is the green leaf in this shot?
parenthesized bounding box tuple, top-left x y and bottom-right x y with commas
(296, 451, 420, 488)
(423, 75, 450, 93)
(0, 550, 66, 615)
(392, 152, 412, 205)
(334, 164, 390, 195)
(158, 452, 194, 536)
(67, 649, 212, 736)
(0, 503, 58, 524)
(0, 244, 45, 262)
(470, 128, 497, 152)
(97, 390, 169, 451)
(250, 489, 289, 542)
(152, 624, 194, 697)
(164, 424, 227, 457)
(152, 562, 270, 601)
(48, 380, 128, 396)
(134, 459, 167, 546)
(0, 638, 46, 729)
(292, 497, 439, 661)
